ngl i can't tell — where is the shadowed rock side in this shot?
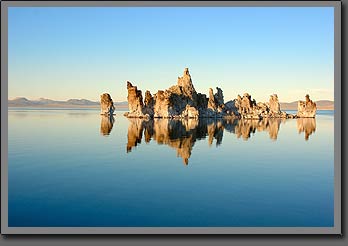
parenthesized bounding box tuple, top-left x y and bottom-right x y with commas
(297, 94, 317, 118)
(100, 93, 115, 115)
(297, 118, 316, 140)
(125, 117, 317, 164)
(124, 68, 316, 119)
(100, 115, 115, 136)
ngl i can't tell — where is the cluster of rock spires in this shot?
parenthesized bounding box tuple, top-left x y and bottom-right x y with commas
(123, 68, 317, 120)
(297, 94, 317, 118)
(97, 69, 318, 163)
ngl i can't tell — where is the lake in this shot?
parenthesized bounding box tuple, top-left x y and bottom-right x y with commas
(7, 108, 334, 227)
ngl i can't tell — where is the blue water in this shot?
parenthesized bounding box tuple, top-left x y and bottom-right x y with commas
(8, 109, 334, 227)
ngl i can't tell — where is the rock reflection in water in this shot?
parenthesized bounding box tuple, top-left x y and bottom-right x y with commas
(297, 118, 316, 140)
(126, 118, 224, 165)
(230, 118, 283, 141)
(100, 115, 115, 136)
(125, 117, 316, 164)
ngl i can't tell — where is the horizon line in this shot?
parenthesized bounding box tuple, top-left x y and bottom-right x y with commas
(7, 96, 335, 103)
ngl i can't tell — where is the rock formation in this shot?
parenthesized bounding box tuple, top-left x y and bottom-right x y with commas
(124, 81, 146, 118)
(143, 90, 155, 116)
(207, 88, 217, 111)
(124, 68, 313, 119)
(269, 94, 280, 114)
(297, 94, 317, 118)
(100, 93, 115, 115)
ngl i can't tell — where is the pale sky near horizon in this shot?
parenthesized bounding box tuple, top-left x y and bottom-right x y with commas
(8, 7, 334, 102)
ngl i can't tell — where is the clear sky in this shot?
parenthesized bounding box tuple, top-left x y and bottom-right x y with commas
(8, 7, 334, 103)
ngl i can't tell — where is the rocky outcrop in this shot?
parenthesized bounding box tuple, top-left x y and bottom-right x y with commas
(124, 82, 146, 118)
(124, 68, 312, 119)
(177, 67, 198, 102)
(153, 90, 171, 118)
(231, 93, 288, 119)
(181, 105, 199, 118)
(297, 94, 317, 118)
(269, 94, 280, 114)
(143, 90, 155, 116)
(207, 88, 217, 111)
(100, 93, 115, 115)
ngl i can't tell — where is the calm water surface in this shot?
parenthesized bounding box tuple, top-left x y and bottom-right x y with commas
(8, 109, 334, 227)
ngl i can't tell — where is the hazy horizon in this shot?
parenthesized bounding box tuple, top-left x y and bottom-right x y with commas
(8, 7, 334, 103)
(7, 95, 334, 103)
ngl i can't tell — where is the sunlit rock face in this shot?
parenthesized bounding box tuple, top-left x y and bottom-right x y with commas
(297, 94, 317, 118)
(181, 105, 199, 118)
(233, 93, 260, 119)
(269, 94, 280, 114)
(232, 93, 290, 119)
(100, 93, 115, 115)
(297, 118, 316, 140)
(100, 115, 115, 136)
(124, 81, 146, 118)
(125, 68, 232, 119)
(123, 67, 310, 120)
(207, 88, 217, 111)
(205, 87, 225, 117)
(177, 67, 198, 103)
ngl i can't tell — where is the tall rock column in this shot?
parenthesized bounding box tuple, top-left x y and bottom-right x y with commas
(177, 68, 198, 103)
(207, 88, 217, 111)
(269, 94, 280, 114)
(143, 90, 155, 116)
(126, 81, 145, 117)
(100, 93, 115, 115)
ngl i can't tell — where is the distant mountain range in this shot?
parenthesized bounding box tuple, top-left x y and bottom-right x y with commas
(8, 97, 334, 110)
(8, 97, 128, 108)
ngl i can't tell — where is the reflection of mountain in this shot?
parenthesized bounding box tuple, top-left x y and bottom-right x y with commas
(100, 115, 115, 136)
(297, 118, 316, 140)
(126, 117, 317, 164)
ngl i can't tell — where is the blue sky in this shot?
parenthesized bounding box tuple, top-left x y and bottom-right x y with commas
(8, 7, 334, 102)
